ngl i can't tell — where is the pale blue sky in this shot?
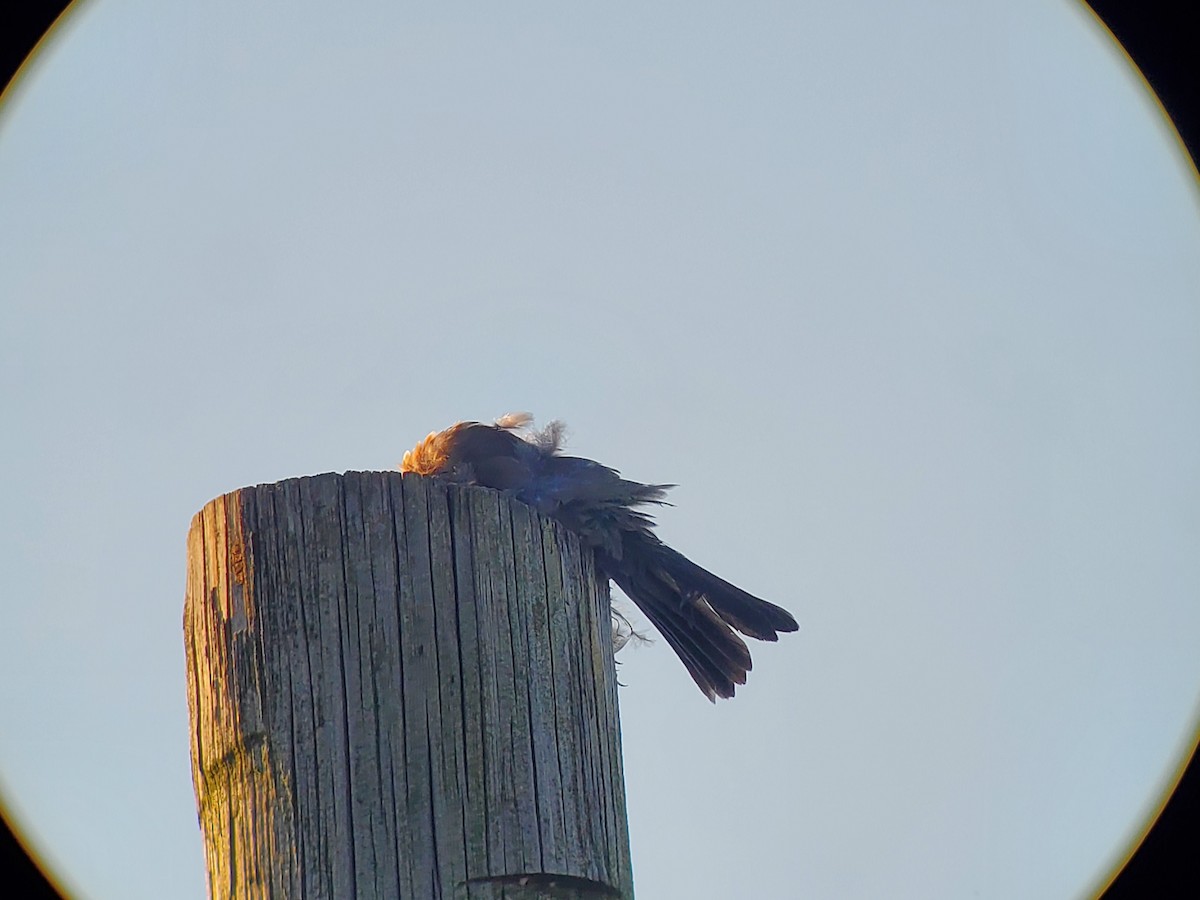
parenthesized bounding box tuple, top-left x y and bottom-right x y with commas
(1, 2, 1198, 898)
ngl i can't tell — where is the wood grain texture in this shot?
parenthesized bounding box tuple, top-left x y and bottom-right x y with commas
(184, 472, 634, 899)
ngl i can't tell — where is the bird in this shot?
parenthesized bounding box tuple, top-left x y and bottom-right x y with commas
(399, 413, 798, 700)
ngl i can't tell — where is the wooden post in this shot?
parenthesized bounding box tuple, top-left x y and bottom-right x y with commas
(184, 471, 634, 899)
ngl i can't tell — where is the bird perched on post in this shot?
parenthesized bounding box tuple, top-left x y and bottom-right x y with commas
(399, 413, 798, 700)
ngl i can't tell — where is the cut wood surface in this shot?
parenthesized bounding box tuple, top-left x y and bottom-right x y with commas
(184, 471, 634, 899)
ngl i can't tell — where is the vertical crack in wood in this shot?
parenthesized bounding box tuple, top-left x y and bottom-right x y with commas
(333, 475, 359, 899)
(386, 474, 414, 894)
(443, 484, 475, 881)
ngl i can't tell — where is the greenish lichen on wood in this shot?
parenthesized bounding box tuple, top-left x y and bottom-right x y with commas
(184, 471, 634, 899)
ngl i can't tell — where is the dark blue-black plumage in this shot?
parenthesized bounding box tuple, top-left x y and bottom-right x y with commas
(400, 414, 798, 700)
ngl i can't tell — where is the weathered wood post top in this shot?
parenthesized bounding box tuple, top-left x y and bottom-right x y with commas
(184, 470, 634, 899)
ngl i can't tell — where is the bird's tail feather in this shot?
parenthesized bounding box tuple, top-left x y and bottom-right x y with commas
(657, 544, 800, 641)
(605, 533, 798, 701)
(607, 564, 750, 701)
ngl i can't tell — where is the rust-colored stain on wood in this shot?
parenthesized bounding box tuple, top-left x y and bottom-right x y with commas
(229, 532, 248, 585)
(226, 504, 252, 633)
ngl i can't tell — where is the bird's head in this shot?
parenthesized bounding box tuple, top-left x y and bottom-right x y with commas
(399, 428, 456, 476)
